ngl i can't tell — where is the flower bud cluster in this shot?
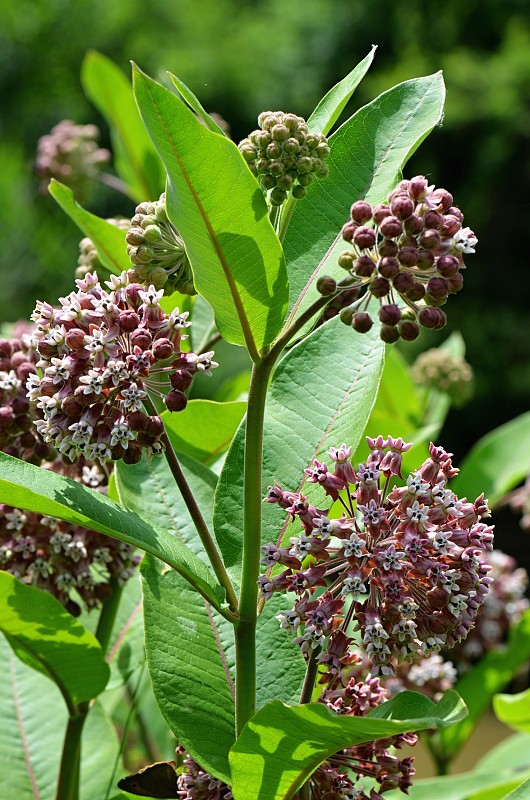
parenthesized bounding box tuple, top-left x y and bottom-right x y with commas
(260, 436, 493, 678)
(77, 218, 131, 280)
(412, 348, 474, 407)
(0, 330, 55, 463)
(238, 112, 330, 205)
(445, 549, 529, 671)
(337, 177, 477, 341)
(126, 194, 195, 295)
(35, 120, 111, 197)
(28, 271, 217, 464)
(0, 457, 139, 614)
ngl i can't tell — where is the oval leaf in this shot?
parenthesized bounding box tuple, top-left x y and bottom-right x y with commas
(132, 66, 288, 356)
(82, 50, 165, 201)
(0, 452, 225, 611)
(229, 690, 466, 800)
(0, 572, 109, 710)
(48, 180, 130, 274)
(494, 687, 530, 735)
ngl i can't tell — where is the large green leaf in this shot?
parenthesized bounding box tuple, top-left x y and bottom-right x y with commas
(306, 46, 377, 135)
(0, 452, 225, 611)
(494, 687, 530, 735)
(141, 557, 235, 784)
(48, 180, 130, 274)
(213, 318, 385, 575)
(390, 769, 530, 800)
(0, 572, 109, 710)
(82, 51, 164, 201)
(452, 411, 530, 507)
(494, 778, 530, 800)
(162, 401, 246, 466)
(431, 610, 530, 765)
(132, 66, 288, 356)
(105, 573, 145, 690)
(168, 72, 229, 136)
(0, 636, 120, 800)
(282, 72, 445, 327)
(229, 690, 466, 800)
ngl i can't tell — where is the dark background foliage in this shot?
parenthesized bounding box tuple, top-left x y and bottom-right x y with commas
(2, 0, 529, 463)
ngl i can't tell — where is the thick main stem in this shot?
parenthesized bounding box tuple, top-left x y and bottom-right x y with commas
(235, 359, 273, 734)
(143, 395, 238, 612)
(55, 710, 88, 800)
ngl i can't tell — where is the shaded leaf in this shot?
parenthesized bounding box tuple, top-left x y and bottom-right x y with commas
(48, 180, 130, 274)
(162, 401, 246, 465)
(133, 66, 288, 356)
(82, 50, 164, 201)
(229, 690, 466, 800)
(283, 73, 445, 329)
(0, 572, 109, 710)
(0, 452, 225, 611)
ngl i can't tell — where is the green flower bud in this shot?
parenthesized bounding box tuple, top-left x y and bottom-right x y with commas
(270, 187, 287, 206)
(143, 225, 163, 243)
(260, 174, 276, 191)
(292, 184, 306, 200)
(276, 173, 294, 191)
(266, 142, 282, 159)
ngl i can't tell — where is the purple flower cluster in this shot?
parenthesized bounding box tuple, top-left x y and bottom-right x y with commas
(35, 120, 110, 198)
(337, 176, 477, 341)
(260, 436, 494, 678)
(0, 457, 139, 614)
(176, 749, 233, 800)
(28, 271, 217, 464)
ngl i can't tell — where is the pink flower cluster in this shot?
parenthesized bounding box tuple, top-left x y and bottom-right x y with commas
(28, 271, 217, 464)
(176, 748, 233, 800)
(260, 436, 494, 678)
(337, 176, 477, 341)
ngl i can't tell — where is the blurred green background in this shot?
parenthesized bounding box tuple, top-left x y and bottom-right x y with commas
(2, 0, 530, 460)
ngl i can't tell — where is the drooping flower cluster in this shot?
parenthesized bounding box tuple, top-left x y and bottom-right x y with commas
(260, 436, 494, 678)
(126, 194, 195, 295)
(238, 111, 330, 205)
(336, 177, 477, 341)
(412, 347, 474, 407)
(28, 271, 217, 464)
(35, 120, 111, 197)
(0, 456, 139, 614)
(77, 218, 131, 280)
(0, 328, 55, 463)
(444, 549, 529, 671)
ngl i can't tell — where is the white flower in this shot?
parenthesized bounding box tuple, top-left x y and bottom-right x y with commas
(453, 226, 478, 254)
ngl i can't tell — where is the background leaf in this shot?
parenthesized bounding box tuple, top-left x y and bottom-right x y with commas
(133, 66, 288, 355)
(81, 50, 165, 201)
(229, 690, 466, 800)
(0, 636, 120, 800)
(282, 72, 446, 329)
(0, 452, 225, 610)
(213, 318, 385, 577)
(452, 411, 530, 507)
(494, 687, 530, 735)
(0, 572, 109, 709)
(162, 401, 246, 466)
(48, 180, 130, 274)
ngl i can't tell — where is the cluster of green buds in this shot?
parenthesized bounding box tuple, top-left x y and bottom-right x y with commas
(126, 194, 196, 295)
(412, 347, 474, 406)
(77, 218, 131, 279)
(238, 111, 330, 205)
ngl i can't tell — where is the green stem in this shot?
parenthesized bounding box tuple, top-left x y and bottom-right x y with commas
(277, 197, 298, 243)
(235, 358, 274, 734)
(55, 709, 88, 800)
(299, 650, 320, 705)
(268, 204, 280, 230)
(95, 577, 123, 657)
(96, 170, 133, 199)
(143, 394, 238, 613)
(427, 737, 451, 776)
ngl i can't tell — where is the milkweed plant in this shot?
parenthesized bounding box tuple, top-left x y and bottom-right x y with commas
(2, 47, 530, 800)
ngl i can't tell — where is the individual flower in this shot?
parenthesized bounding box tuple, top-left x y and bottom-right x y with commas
(0, 456, 139, 614)
(35, 120, 111, 198)
(444, 549, 529, 671)
(238, 111, 330, 205)
(28, 271, 217, 464)
(126, 194, 195, 295)
(412, 347, 474, 406)
(336, 177, 476, 341)
(261, 437, 494, 679)
(76, 218, 131, 280)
